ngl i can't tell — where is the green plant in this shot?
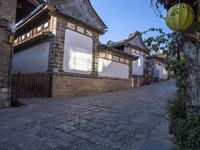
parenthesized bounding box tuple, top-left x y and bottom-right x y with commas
(166, 93, 187, 120)
(175, 58, 188, 94)
(147, 2, 200, 149)
(175, 118, 200, 149)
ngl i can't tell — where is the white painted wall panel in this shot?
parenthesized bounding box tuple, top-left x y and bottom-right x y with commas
(132, 55, 144, 76)
(156, 64, 168, 79)
(12, 42, 49, 74)
(98, 58, 129, 79)
(63, 29, 93, 74)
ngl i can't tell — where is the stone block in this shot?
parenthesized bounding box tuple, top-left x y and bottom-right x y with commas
(52, 74, 132, 99)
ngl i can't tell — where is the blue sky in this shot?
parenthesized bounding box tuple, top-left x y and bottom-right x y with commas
(90, 0, 171, 44)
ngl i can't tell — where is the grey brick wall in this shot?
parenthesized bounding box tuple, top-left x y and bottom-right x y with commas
(0, 0, 17, 107)
(48, 14, 101, 74)
(52, 74, 132, 99)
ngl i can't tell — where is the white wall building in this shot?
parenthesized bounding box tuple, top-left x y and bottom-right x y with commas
(107, 32, 149, 86)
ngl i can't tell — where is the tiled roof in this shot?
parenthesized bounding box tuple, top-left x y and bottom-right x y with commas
(107, 32, 149, 53)
(16, 0, 107, 33)
(107, 33, 138, 47)
(54, 0, 107, 33)
(16, 2, 47, 27)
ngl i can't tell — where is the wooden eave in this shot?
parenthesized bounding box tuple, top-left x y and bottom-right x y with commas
(146, 55, 166, 64)
(14, 32, 54, 52)
(99, 44, 139, 61)
(16, 4, 48, 29)
(126, 43, 149, 54)
(109, 32, 149, 54)
(111, 42, 149, 55)
(16, 6, 50, 38)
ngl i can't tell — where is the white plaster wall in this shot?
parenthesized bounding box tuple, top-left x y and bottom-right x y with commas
(132, 55, 144, 76)
(156, 64, 168, 79)
(12, 42, 49, 74)
(98, 58, 129, 79)
(63, 29, 93, 74)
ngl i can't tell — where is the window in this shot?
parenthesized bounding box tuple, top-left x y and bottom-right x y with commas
(67, 22, 75, 30)
(125, 59, 129, 64)
(27, 32, 30, 38)
(113, 56, 119, 61)
(86, 30, 92, 36)
(44, 22, 49, 28)
(106, 54, 112, 60)
(120, 58, 125, 63)
(99, 52, 106, 58)
(37, 26, 41, 32)
(14, 39, 18, 44)
(21, 35, 25, 40)
(77, 26, 85, 33)
(132, 49, 136, 53)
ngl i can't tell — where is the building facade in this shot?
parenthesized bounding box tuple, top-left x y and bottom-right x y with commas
(146, 54, 168, 82)
(107, 32, 149, 87)
(12, 0, 138, 99)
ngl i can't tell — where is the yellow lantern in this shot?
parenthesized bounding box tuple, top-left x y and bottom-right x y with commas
(165, 3, 195, 31)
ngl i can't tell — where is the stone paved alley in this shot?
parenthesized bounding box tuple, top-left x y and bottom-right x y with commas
(0, 80, 176, 150)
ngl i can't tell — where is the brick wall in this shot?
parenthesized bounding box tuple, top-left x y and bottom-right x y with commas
(47, 14, 142, 98)
(0, 1, 16, 22)
(131, 76, 144, 88)
(48, 15, 100, 73)
(0, 0, 17, 107)
(52, 74, 132, 99)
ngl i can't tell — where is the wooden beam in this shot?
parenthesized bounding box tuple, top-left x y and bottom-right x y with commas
(27, 0, 39, 5)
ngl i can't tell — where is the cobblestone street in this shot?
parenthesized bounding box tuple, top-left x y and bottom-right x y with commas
(0, 80, 176, 150)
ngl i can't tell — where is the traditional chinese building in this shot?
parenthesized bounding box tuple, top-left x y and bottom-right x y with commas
(146, 53, 168, 82)
(107, 32, 149, 87)
(12, 0, 138, 99)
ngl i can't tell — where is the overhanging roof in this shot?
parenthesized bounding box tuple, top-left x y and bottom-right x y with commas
(16, 0, 107, 34)
(107, 32, 149, 54)
(27, 0, 46, 5)
(99, 44, 139, 60)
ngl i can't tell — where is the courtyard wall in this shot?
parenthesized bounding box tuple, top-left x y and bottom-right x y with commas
(0, 0, 17, 107)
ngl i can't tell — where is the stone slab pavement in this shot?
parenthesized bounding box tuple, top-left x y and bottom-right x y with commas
(0, 80, 176, 150)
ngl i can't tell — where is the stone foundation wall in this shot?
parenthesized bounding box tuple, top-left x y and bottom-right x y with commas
(52, 74, 132, 99)
(0, 88, 10, 107)
(0, 27, 11, 107)
(131, 76, 144, 88)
